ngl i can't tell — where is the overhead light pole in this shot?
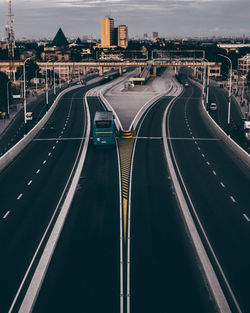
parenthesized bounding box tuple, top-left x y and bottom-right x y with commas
(23, 56, 32, 135)
(45, 59, 53, 111)
(35, 68, 39, 94)
(6, 80, 12, 118)
(53, 60, 60, 95)
(218, 54, 232, 136)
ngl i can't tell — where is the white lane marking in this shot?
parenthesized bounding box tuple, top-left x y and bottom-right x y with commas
(56, 140, 59, 143)
(202, 154, 205, 158)
(48, 152, 52, 156)
(52, 146, 55, 149)
(212, 170, 217, 176)
(243, 214, 250, 222)
(230, 196, 236, 203)
(220, 182, 225, 188)
(190, 132, 193, 135)
(28, 180, 32, 186)
(36, 169, 40, 174)
(198, 147, 201, 151)
(59, 135, 62, 138)
(17, 194, 23, 200)
(61, 131, 64, 134)
(43, 160, 46, 164)
(206, 161, 210, 166)
(3, 211, 10, 219)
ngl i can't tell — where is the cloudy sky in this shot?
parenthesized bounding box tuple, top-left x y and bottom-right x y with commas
(0, 0, 249, 40)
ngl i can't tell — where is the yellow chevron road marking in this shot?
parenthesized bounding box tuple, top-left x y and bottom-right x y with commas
(118, 138, 134, 245)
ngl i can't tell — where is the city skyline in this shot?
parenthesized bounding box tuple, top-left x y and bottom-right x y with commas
(0, 0, 250, 40)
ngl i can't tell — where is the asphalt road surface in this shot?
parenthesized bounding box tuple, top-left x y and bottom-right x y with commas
(167, 82, 250, 313)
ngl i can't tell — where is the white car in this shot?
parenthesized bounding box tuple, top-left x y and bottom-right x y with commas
(209, 103, 217, 111)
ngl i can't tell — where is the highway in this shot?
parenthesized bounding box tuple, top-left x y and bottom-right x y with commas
(166, 81, 250, 312)
(130, 96, 216, 312)
(32, 96, 120, 313)
(0, 69, 249, 313)
(0, 84, 105, 312)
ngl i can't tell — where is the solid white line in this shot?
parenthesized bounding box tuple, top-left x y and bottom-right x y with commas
(3, 211, 10, 219)
(17, 194, 23, 200)
(230, 196, 236, 203)
(27, 180, 32, 186)
(16, 84, 91, 313)
(36, 169, 40, 174)
(163, 89, 236, 313)
(243, 214, 250, 222)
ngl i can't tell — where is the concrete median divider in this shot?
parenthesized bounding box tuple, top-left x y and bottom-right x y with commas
(0, 85, 83, 173)
(191, 79, 250, 170)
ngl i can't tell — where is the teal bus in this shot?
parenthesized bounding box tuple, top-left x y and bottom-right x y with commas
(93, 111, 116, 146)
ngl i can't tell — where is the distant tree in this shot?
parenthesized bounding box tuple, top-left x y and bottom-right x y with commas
(0, 71, 11, 114)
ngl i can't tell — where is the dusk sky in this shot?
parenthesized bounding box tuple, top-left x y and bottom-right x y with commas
(0, 0, 249, 40)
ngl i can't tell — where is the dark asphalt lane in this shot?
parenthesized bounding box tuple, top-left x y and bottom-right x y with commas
(0, 86, 90, 313)
(0, 73, 101, 156)
(130, 96, 216, 313)
(167, 82, 250, 312)
(0, 88, 58, 156)
(33, 97, 120, 313)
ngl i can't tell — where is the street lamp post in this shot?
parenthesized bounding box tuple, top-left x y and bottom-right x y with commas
(218, 54, 232, 136)
(35, 68, 39, 93)
(45, 60, 53, 111)
(6, 80, 12, 118)
(23, 56, 32, 135)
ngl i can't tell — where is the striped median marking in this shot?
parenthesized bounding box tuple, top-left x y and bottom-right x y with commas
(118, 138, 134, 244)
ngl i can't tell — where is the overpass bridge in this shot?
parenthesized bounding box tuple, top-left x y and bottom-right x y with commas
(0, 60, 220, 80)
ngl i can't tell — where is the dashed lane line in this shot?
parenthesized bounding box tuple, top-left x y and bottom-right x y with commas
(27, 180, 32, 186)
(230, 196, 236, 203)
(243, 214, 250, 222)
(212, 170, 217, 176)
(17, 194, 23, 200)
(43, 160, 47, 165)
(3, 211, 10, 219)
(220, 182, 225, 188)
(36, 169, 40, 174)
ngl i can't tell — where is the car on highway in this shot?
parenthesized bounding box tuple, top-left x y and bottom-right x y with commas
(209, 103, 218, 111)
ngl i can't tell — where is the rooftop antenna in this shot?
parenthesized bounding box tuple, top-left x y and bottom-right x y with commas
(6, 0, 15, 81)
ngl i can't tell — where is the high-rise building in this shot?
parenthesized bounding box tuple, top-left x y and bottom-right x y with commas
(153, 32, 158, 39)
(101, 17, 115, 47)
(118, 25, 128, 49)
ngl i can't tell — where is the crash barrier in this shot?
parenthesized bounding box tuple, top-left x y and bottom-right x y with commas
(191, 79, 250, 170)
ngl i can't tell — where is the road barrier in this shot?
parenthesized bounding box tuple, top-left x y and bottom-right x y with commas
(192, 79, 250, 170)
(0, 85, 83, 173)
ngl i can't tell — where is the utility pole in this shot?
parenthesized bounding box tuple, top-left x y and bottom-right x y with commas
(5, 0, 15, 82)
